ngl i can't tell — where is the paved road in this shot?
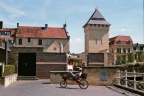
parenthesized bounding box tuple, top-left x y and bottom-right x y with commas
(0, 80, 138, 96)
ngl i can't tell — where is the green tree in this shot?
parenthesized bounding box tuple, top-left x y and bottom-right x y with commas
(137, 51, 144, 62)
(127, 53, 134, 62)
(116, 55, 122, 65)
(121, 55, 126, 64)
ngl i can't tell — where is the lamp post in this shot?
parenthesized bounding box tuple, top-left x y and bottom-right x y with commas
(5, 32, 8, 65)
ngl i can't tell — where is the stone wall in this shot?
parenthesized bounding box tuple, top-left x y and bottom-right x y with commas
(83, 67, 118, 85)
(0, 74, 17, 87)
(50, 66, 119, 85)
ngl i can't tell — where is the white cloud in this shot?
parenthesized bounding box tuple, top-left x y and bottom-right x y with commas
(74, 38, 84, 43)
(70, 38, 84, 53)
(120, 29, 131, 32)
(0, 2, 26, 18)
(70, 38, 84, 43)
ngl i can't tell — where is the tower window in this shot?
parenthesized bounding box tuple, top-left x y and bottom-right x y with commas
(96, 39, 97, 44)
(101, 39, 102, 44)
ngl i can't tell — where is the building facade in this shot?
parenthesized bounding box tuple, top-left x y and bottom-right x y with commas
(109, 35, 133, 64)
(15, 23, 70, 53)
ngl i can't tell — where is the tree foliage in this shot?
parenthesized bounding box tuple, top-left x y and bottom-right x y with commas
(137, 51, 144, 62)
(127, 53, 134, 62)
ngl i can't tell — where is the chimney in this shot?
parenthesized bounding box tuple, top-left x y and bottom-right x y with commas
(0, 21, 3, 29)
(45, 24, 48, 30)
(17, 23, 19, 28)
(63, 23, 66, 28)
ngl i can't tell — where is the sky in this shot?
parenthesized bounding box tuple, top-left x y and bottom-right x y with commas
(0, 0, 143, 53)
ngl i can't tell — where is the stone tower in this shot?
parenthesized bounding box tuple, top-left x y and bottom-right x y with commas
(83, 8, 110, 55)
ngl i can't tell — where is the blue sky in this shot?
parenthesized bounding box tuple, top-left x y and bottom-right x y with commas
(0, 0, 143, 53)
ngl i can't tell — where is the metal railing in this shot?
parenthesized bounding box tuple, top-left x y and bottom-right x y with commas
(116, 70, 144, 91)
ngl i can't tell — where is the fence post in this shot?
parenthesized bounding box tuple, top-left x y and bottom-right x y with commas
(117, 69, 120, 85)
(125, 70, 127, 87)
(133, 70, 136, 90)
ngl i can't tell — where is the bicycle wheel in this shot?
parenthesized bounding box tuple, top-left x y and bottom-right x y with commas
(79, 79, 89, 89)
(60, 80, 67, 88)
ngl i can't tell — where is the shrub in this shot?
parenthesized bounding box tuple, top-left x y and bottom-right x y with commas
(0, 65, 15, 77)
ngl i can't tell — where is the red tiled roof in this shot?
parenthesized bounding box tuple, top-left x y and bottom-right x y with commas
(16, 26, 68, 39)
(109, 35, 133, 45)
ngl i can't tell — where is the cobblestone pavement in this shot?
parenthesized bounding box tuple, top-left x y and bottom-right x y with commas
(0, 80, 135, 96)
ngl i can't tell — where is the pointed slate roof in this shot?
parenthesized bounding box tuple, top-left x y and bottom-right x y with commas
(83, 9, 110, 27)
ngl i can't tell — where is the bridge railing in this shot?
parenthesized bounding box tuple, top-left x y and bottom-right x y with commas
(116, 70, 144, 91)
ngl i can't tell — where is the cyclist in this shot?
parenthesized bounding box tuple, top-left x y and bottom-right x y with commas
(69, 67, 83, 83)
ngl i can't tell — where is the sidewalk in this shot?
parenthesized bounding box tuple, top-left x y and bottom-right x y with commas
(0, 80, 136, 96)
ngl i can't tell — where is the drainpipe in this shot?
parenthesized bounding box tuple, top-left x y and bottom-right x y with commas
(5, 32, 8, 65)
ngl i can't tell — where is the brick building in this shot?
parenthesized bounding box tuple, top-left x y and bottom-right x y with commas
(0, 22, 70, 79)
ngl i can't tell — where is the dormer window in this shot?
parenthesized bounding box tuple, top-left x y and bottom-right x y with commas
(126, 40, 130, 45)
(91, 18, 105, 21)
(116, 40, 121, 44)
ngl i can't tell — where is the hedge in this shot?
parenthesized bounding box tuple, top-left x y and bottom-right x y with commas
(0, 65, 15, 77)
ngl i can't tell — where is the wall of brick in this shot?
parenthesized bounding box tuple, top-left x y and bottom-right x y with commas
(87, 53, 104, 66)
(88, 53, 104, 62)
(37, 53, 66, 62)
